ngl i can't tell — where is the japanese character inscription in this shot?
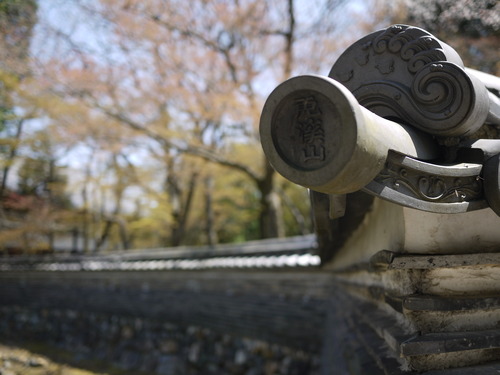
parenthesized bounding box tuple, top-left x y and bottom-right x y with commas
(294, 96, 326, 164)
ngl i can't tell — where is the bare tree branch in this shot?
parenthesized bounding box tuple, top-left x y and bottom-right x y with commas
(87, 98, 262, 182)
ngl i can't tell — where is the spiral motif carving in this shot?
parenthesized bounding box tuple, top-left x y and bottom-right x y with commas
(330, 24, 491, 137)
(410, 62, 474, 134)
(373, 25, 408, 54)
(403, 37, 446, 73)
(373, 26, 447, 74)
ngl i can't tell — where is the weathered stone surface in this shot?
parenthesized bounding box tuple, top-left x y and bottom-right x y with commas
(329, 25, 495, 138)
(259, 74, 438, 195)
(0, 307, 320, 375)
(0, 269, 330, 352)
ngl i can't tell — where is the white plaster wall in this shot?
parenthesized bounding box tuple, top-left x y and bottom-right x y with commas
(403, 207, 500, 254)
(327, 198, 500, 270)
(327, 198, 405, 270)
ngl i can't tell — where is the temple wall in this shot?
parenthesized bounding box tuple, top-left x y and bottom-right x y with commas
(0, 268, 331, 374)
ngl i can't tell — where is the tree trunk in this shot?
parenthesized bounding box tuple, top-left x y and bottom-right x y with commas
(81, 206, 90, 253)
(258, 163, 285, 239)
(0, 119, 23, 198)
(94, 219, 113, 252)
(169, 170, 198, 246)
(255, 0, 294, 239)
(71, 227, 79, 253)
(116, 217, 130, 250)
(81, 157, 93, 253)
(280, 187, 309, 235)
(204, 175, 218, 246)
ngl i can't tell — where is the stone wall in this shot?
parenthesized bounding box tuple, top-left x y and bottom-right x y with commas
(0, 268, 331, 374)
(0, 306, 319, 375)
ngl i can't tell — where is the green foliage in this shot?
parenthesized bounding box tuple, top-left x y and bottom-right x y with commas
(17, 157, 67, 202)
(281, 180, 312, 236)
(127, 198, 174, 248)
(16, 130, 71, 211)
(214, 176, 261, 243)
(0, 0, 37, 15)
(0, 0, 38, 196)
(0, 0, 37, 68)
(0, 107, 17, 158)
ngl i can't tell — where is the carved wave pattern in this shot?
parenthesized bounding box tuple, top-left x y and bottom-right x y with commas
(337, 25, 481, 137)
(355, 62, 475, 136)
(373, 25, 447, 73)
(411, 62, 473, 122)
(371, 26, 476, 136)
(376, 166, 483, 204)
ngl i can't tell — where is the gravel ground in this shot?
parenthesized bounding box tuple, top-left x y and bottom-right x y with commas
(0, 343, 121, 375)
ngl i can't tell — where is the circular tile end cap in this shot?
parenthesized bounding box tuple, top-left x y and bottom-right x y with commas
(259, 75, 363, 193)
